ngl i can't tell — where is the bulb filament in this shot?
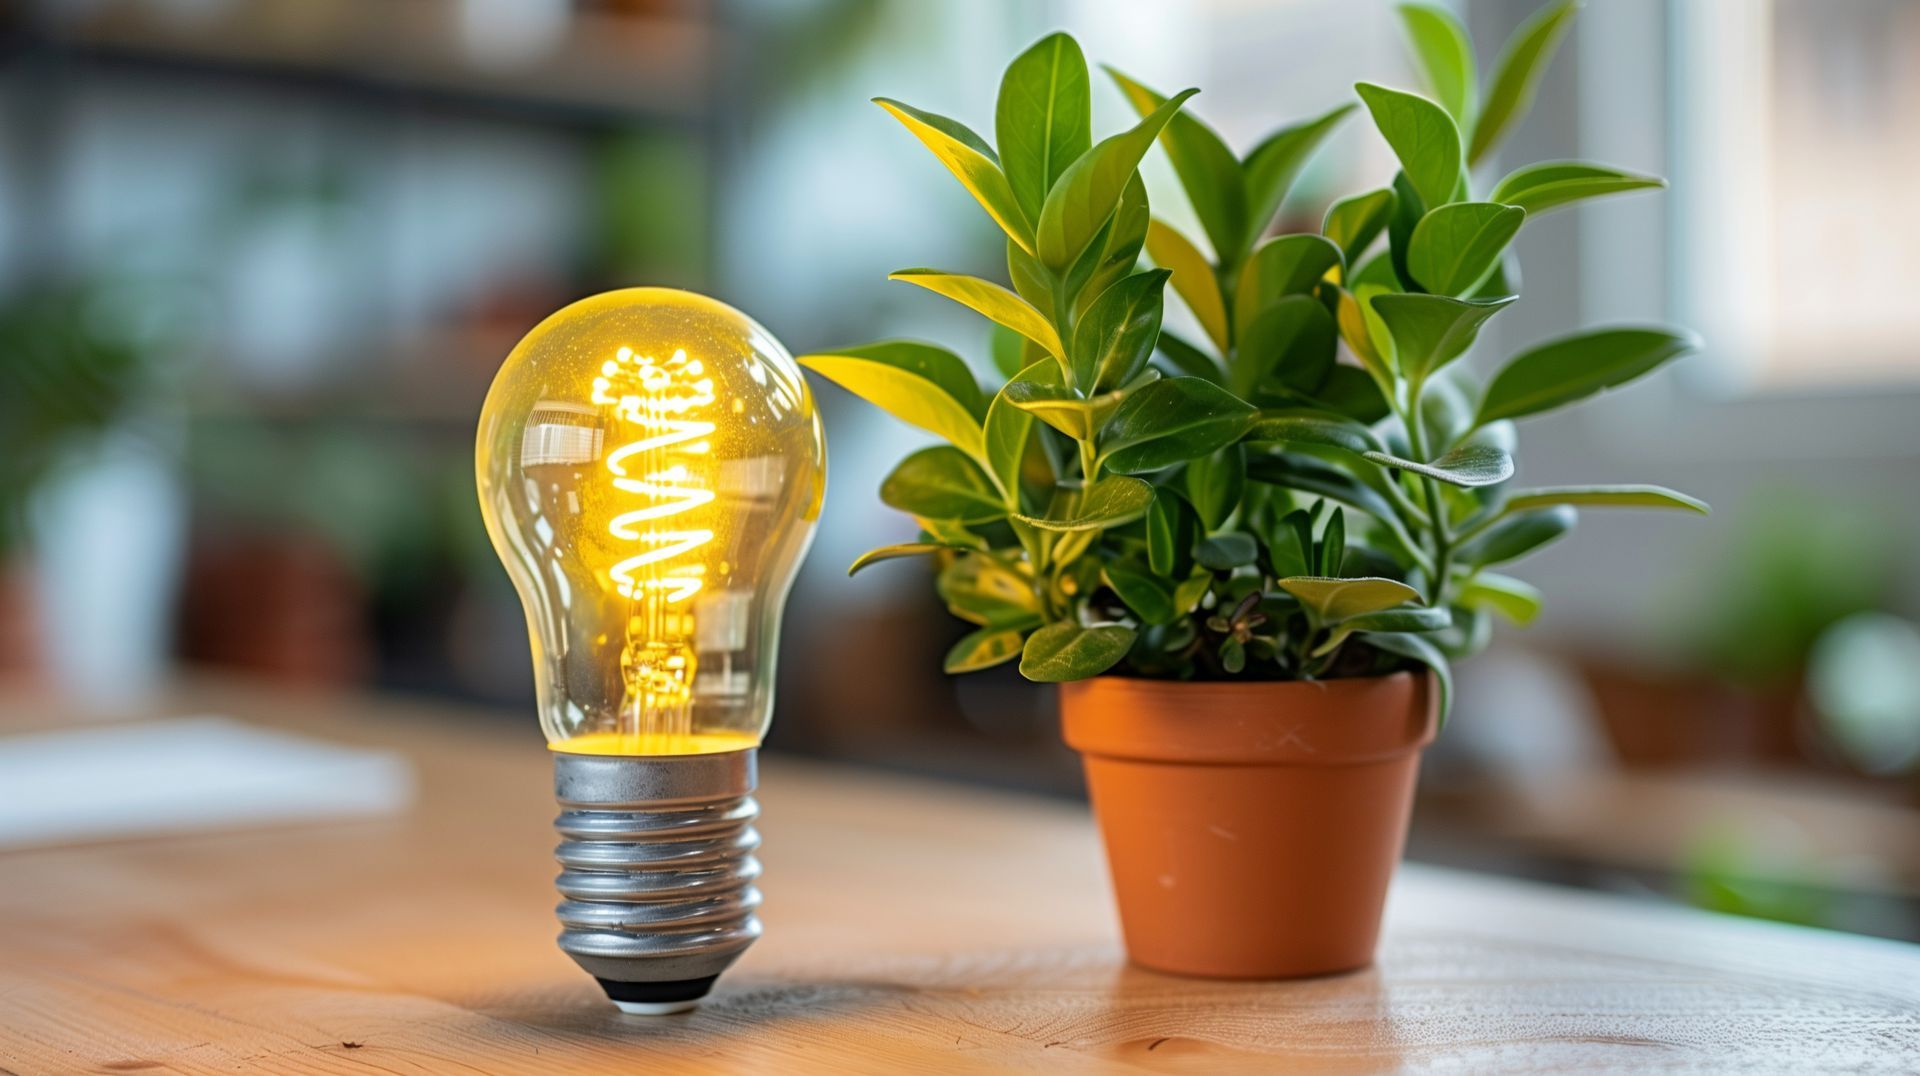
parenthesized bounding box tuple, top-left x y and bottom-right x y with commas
(593, 346, 717, 738)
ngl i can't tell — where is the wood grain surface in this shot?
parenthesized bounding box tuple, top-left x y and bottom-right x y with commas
(2, 679, 1918, 1074)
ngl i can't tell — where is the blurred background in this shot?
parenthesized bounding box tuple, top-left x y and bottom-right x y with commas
(2, 0, 1917, 939)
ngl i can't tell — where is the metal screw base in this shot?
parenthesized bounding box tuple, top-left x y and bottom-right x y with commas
(553, 749, 761, 1013)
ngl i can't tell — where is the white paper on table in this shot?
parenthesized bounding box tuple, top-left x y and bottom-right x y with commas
(0, 715, 415, 850)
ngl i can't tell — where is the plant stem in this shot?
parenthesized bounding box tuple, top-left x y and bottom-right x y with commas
(1402, 378, 1454, 605)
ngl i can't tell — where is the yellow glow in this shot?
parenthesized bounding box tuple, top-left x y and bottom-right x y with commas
(595, 345, 717, 605)
(551, 730, 762, 757)
(475, 288, 825, 755)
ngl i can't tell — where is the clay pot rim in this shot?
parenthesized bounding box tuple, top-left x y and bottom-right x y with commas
(1060, 670, 1437, 767)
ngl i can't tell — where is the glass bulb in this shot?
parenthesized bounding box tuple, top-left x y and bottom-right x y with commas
(476, 288, 824, 757)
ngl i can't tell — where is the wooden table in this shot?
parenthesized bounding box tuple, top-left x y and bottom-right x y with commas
(3, 680, 1918, 1074)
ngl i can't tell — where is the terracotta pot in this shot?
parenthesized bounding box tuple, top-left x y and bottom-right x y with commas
(1061, 671, 1437, 979)
(1573, 655, 1805, 769)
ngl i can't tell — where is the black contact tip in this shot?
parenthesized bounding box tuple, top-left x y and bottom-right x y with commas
(596, 975, 718, 1008)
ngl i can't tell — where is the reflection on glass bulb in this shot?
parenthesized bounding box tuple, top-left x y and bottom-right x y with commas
(476, 288, 825, 757)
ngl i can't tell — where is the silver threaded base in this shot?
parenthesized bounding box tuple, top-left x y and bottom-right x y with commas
(552, 749, 761, 1013)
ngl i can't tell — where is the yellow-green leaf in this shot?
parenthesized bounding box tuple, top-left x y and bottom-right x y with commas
(1012, 475, 1154, 532)
(798, 343, 986, 460)
(1107, 66, 1248, 264)
(1501, 485, 1709, 515)
(1278, 575, 1423, 622)
(889, 269, 1066, 364)
(849, 542, 959, 577)
(1459, 572, 1544, 625)
(875, 97, 1036, 255)
(984, 358, 1059, 507)
(1019, 621, 1135, 681)
(1145, 220, 1228, 354)
(945, 626, 1028, 673)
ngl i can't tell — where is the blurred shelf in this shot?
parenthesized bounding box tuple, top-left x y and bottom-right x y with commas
(1423, 767, 1920, 895)
(4, 1, 715, 128)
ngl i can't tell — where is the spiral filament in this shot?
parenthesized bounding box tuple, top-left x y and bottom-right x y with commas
(592, 345, 718, 736)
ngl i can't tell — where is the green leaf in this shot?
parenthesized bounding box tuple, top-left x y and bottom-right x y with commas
(984, 359, 1060, 507)
(1490, 160, 1664, 216)
(1361, 443, 1514, 488)
(1107, 67, 1247, 263)
(1100, 377, 1255, 475)
(1073, 269, 1170, 393)
(1319, 508, 1346, 575)
(1195, 531, 1258, 570)
(945, 626, 1028, 673)
(1246, 454, 1414, 555)
(996, 33, 1093, 223)
(1235, 296, 1337, 398)
(889, 269, 1065, 363)
(1468, 0, 1579, 166)
(1501, 485, 1709, 515)
(1477, 327, 1700, 425)
(1397, 2, 1477, 126)
(1218, 636, 1247, 674)
(1184, 446, 1246, 531)
(1459, 505, 1575, 566)
(1105, 562, 1177, 624)
(874, 98, 1035, 255)
(1020, 621, 1135, 681)
(1154, 329, 1225, 383)
(1408, 202, 1526, 297)
(1268, 509, 1314, 578)
(1315, 364, 1393, 424)
(1006, 240, 1053, 312)
(1172, 570, 1214, 617)
(938, 553, 1042, 628)
(1335, 288, 1391, 383)
(1312, 604, 1452, 657)
(1458, 572, 1544, 625)
(1322, 187, 1395, 267)
(880, 446, 1005, 523)
(1065, 172, 1151, 316)
(1037, 88, 1199, 270)
(1418, 373, 1475, 453)
(848, 542, 956, 577)
(1145, 220, 1229, 354)
(1365, 631, 1453, 725)
(1370, 292, 1516, 381)
(1146, 488, 1197, 576)
(1235, 234, 1343, 333)
(1012, 475, 1154, 532)
(988, 323, 1031, 380)
(799, 342, 986, 459)
(1278, 575, 1423, 622)
(1245, 409, 1385, 455)
(1386, 170, 1424, 295)
(1354, 82, 1462, 213)
(1241, 102, 1357, 259)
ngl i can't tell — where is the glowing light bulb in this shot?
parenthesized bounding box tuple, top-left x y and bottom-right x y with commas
(476, 288, 824, 1013)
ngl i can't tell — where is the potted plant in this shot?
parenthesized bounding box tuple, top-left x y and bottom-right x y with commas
(799, 2, 1708, 979)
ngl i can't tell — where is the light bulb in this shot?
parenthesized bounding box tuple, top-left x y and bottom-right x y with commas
(476, 287, 824, 1013)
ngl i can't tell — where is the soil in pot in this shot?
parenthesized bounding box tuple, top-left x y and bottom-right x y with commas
(1061, 671, 1437, 979)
